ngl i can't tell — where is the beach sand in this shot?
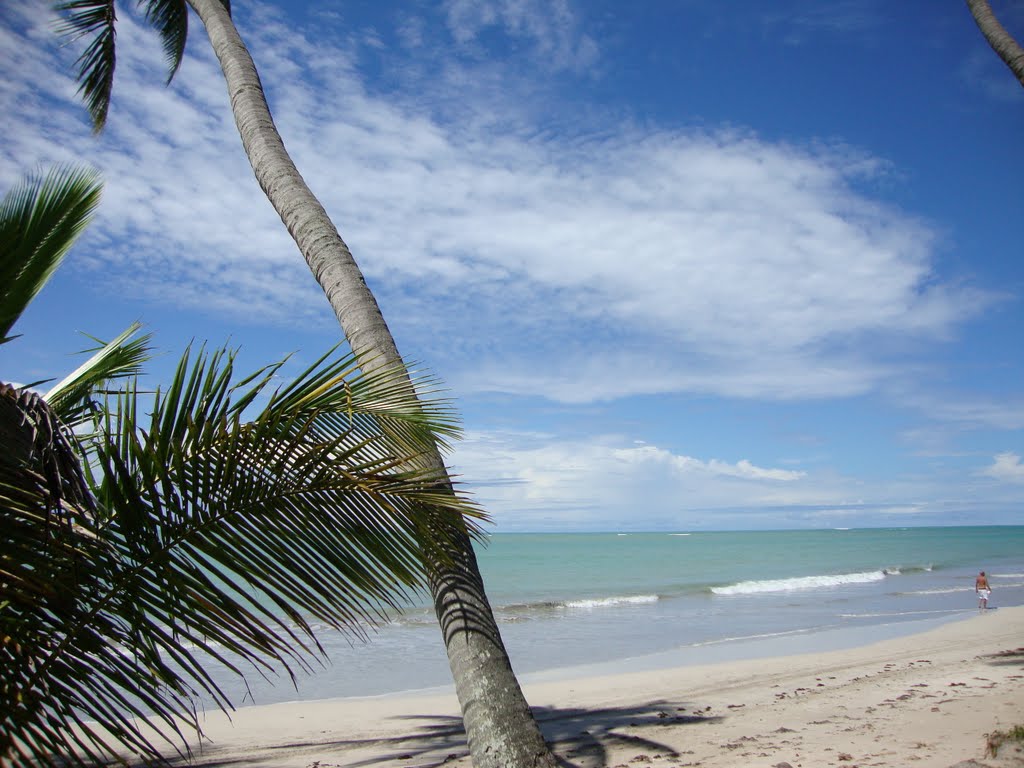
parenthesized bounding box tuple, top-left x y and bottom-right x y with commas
(163, 607, 1024, 768)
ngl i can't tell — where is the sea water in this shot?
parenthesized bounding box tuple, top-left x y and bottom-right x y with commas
(201, 526, 1024, 707)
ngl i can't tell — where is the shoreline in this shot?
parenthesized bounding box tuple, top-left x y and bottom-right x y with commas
(229, 607, 983, 707)
(516, 608, 975, 688)
(160, 605, 1024, 767)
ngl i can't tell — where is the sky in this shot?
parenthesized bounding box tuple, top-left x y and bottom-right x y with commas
(1, 0, 1022, 532)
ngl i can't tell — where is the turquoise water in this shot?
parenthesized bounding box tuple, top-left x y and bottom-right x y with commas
(209, 526, 1024, 706)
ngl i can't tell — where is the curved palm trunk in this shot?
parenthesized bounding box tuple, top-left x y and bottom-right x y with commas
(185, 2, 556, 766)
(966, 0, 1024, 88)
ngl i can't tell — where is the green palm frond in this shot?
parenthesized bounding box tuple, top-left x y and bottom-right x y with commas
(56, 0, 193, 129)
(0, 165, 102, 343)
(45, 322, 154, 430)
(140, 0, 189, 83)
(54, 0, 118, 132)
(3, 344, 484, 766)
(272, 350, 464, 458)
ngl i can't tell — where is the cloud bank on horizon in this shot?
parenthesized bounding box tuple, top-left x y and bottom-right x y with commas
(0, 0, 1021, 531)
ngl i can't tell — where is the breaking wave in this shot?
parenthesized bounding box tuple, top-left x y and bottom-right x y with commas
(563, 594, 660, 609)
(712, 570, 889, 596)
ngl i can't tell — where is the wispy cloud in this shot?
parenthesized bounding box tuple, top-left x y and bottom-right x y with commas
(0, 0, 997, 414)
(452, 429, 815, 529)
(760, 0, 883, 45)
(450, 425, 1024, 530)
(901, 389, 1024, 432)
(442, 0, 598, 72)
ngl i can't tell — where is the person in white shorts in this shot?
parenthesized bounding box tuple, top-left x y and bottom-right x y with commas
(975, 571, 991, 610)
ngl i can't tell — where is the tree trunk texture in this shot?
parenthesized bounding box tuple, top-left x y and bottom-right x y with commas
(966, 0, 1024, 88)
(185, 2, 557, 766)
(0, 382, 94, 518)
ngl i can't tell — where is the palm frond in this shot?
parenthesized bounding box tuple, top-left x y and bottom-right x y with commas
(269, 349, 464, 455)
(56, 0, 192, 129)
(0, 165, 102, 343)
(54, 0, 118, 131)
(45, 322, 155, 430)
(140, 0, 189, 84)
(4, 345, 484, 766)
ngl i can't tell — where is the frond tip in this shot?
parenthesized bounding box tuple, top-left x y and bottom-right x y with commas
(45, 322, 153, 430)
(141, 0, 189, 84)
(55, 0, 192, 130)
(55, 0, 118, 131)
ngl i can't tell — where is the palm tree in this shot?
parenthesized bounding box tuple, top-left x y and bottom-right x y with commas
(56, 3, 557, 766)
(966, 0, 1024, 88)
(2, 167, 484, 766)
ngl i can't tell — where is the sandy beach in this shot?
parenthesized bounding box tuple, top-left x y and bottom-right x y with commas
(153, 606, 1024, 768)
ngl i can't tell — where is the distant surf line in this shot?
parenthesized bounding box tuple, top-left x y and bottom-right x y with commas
(712, 570, 891, 596)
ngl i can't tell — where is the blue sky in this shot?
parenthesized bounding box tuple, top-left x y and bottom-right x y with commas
(1, 0, 1022, 531)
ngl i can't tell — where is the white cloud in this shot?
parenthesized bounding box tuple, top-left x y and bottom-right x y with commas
(443, 0, 598, 72)
(449, 427, 1024, 530)
(610, 444, 804, 481)
(981, 452, 1024, 483)
(0, 0, 993, 408)
(450, 430, 820, 530)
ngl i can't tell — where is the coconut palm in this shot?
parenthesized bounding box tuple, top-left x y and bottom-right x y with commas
(966, 0, 1024, 88)
(1, 165, 103, 344)
(56, 3, 557, 766)
(1, 167, 484, 766)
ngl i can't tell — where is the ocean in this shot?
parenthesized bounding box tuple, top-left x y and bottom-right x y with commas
(207, 526, 1024, 708)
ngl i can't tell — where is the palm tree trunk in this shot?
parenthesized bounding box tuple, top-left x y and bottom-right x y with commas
(966, 0, 1024, 88)
(185, 2, 556, 766)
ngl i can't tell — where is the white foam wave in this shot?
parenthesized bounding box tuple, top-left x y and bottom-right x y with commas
(839, 609, 961, 618)
(899, 587, 966, 596)
(686, 626, 824, 647)
(669, 533, 692, 536)
(563, 594, 659, 609)
(712, 570, 887, 596)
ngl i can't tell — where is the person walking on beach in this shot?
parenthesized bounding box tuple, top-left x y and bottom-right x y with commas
(976, 571, 991, 610)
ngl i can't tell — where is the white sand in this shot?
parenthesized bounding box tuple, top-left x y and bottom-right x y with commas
(164, 608, 1024, 767)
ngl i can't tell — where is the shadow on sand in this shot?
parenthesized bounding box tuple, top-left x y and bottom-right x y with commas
(170, 698, 723, 768)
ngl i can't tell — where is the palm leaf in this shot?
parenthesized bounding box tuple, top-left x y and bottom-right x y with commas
(45, 322, 154, 431)
(0, 165, 102, 343)
(56, 0, 194, 130)
(54, 0, 118, 131)
(140, 0, 189, 83)
(4, 345, 484, 766)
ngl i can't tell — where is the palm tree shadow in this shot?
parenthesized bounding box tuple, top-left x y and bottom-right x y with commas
(535, 701, 722, 768)
(167, 538, 727, 768)
(321, 699, 722, 768)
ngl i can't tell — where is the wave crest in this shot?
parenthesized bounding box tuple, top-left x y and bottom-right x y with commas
(563, 594, 659, 609)
(712, 570, 888, 596)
